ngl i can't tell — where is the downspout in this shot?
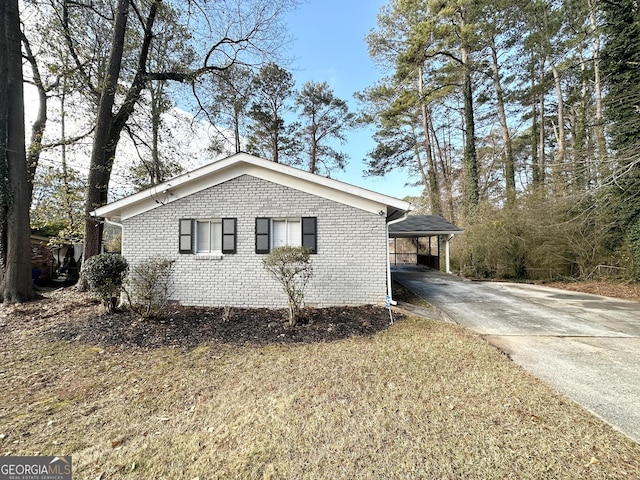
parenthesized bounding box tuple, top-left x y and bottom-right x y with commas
(386, 211, 409, 305)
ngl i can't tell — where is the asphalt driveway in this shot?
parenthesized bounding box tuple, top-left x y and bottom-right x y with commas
(392, 266, 640, 444)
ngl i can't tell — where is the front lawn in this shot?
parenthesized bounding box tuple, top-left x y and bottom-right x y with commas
(0, 290, 638, 479)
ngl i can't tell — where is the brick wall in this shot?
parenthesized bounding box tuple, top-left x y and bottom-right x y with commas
(123, 174, 389, 308)
(31, 237, 53, 284)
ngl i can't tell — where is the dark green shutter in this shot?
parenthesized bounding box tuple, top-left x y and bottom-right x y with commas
(222, 218, 237, 254)
(302, 217, 317, 253)
(255, 218, 270, 253)
(179, 219, 193, 253)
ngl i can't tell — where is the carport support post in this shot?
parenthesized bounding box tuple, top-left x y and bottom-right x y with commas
(445, 234, 453, 273)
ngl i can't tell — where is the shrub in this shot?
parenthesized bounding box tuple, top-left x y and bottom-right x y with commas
(123, 257, 175, 319)
(82, 253, 129, 312)
(262, 246, 313, 327)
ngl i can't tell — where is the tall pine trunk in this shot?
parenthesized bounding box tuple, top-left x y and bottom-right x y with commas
(530, 60, 540, 186)
(461, 43, 479, 217)
(418, 65, 442, 215)
(589, 0, 607, 182)
(489, 37, 515, 201)
(551, 62, 566, 194)
(538, 60, 546, 186)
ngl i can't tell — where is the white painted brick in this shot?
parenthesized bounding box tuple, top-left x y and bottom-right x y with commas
(123, 174, 388, 308)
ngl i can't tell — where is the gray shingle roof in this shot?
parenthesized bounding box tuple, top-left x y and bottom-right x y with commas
(389, 215, 463, 237)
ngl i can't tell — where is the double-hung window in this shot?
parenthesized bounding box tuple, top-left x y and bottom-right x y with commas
(179, 218, 236, 254)
(272, 219, 301, 249)
(197, 220, 222, 253)
(255, 217, 317, 254)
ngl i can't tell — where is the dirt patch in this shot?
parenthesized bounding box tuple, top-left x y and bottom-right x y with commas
(3, 288, 399, 349)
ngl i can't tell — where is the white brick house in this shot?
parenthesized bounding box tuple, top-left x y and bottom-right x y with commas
(92, 153, 413, 309)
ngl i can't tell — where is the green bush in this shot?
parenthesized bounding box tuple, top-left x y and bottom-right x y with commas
(123, 257, 175, 319)
(262, 246, 313, 327)
(82, 253, 129, 312)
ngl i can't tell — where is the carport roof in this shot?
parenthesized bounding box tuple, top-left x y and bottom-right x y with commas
(389, 215, 463, 237)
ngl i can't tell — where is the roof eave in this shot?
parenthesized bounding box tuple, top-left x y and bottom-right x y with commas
(91, 153, 413, 221)
(389, 230, 464, 237)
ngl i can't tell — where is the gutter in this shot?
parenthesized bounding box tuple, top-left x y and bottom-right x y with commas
(385, 211, 410, 306)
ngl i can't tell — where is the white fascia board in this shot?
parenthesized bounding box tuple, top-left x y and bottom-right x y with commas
(92, 153, 413, 221)
(92, 155, 243, 221)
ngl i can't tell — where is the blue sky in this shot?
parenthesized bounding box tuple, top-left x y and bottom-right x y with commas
(284, 0, 423, 200)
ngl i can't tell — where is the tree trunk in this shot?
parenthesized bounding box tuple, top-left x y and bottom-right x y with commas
(83, 0, 160, 271)
(590, 0, 607, 182)
(22, 32, 47, 202)
(60, 79, 76, 232)
(551, 62, 566, 194)
(0, 0, 9, 291)
(233, 104, 241, 153)
(1, 0, 35, 303)
(572, 55, 588, 191)
(489, 37, 515, 201)
(309, 119, 318, 174)
(530, 59, 540, 186)
(272, 126, 279, 163)
(461, 43, 479, 217)
(82, 0, 130, 272)
(418, 65, 442, 215)
(150, 83, 163, 184)
(538, 60, 546, 186)
(433, 115, 455, 222)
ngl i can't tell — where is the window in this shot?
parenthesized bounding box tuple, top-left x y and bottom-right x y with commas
(302, 217, 317, 253)
(197, 220, 222, 253)
(255, 217, 317, 254)
(273, 219, 301, 248)
(179, 218, 236, 254)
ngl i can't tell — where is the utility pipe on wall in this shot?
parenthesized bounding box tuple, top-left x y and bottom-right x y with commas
(385, 212, 409, 305)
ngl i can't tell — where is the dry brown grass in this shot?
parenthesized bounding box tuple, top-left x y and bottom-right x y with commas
(546, 280, 640, 302)
(1, 295, 639, 479)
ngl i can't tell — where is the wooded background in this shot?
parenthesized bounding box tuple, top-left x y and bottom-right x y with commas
(360, 0, 640, 281)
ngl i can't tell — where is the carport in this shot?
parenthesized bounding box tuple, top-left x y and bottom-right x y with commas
(388, 215, 463, 273)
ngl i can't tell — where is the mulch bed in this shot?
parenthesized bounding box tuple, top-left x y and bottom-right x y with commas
(45, 303, 400, 349)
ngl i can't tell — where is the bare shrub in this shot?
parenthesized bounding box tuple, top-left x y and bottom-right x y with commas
(123, 257, 175, 319)
(262, 246, 313, 327)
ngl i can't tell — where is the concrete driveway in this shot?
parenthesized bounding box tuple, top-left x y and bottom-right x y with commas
(392, 266, 640, 444)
